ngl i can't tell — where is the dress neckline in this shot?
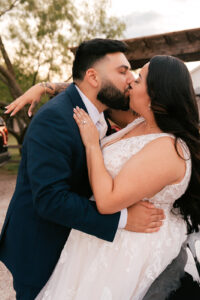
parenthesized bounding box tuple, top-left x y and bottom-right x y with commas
(101, 117, 171, 150)
(101, 132, 173, 150)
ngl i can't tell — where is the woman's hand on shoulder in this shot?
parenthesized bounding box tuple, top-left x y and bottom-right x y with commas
(4, 83, 44, 117)
(73, 107, 99, 148)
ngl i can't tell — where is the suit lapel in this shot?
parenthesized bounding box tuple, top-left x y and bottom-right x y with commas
(65, 83, 88, 113)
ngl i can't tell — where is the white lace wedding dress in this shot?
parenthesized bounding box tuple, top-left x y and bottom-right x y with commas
(36, 117, 191, 300)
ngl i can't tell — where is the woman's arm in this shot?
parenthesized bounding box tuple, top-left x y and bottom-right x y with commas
(4, 82, 70, 116)
(5, 81, 136, 130)
(74, 107, 186, 214)
(5, 81, 136, 129)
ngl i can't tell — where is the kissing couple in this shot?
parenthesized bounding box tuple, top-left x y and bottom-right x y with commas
(1, 38, 200, 299)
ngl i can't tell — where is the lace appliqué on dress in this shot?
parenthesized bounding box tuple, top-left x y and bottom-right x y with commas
(36, 118, 191, 300)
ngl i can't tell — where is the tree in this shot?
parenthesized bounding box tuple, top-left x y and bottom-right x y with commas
(0, 0, 125, 147)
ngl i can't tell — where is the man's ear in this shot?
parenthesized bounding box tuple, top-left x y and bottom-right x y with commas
(85, 68, 99, 88)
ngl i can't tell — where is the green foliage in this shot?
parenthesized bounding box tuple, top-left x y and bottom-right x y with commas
(0, 63, 43, 104)
(0, 0, 126, 81)
(0, 0, 126, 146)
(77, 0, 126, 42)
(0, 80, 11, 103)
(1, 134, 21, 175)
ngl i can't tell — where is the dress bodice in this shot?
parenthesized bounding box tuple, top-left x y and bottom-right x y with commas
(101, 117, 191, 209)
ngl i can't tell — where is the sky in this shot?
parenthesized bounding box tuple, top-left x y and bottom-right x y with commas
(110, 0, 200, 38)
(109, 0, 200, 70)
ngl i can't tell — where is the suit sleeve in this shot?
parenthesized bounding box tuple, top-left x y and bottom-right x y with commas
(26, 107, 120, 242)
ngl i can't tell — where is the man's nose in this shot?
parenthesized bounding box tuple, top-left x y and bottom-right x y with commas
(127, 71, 135, 83)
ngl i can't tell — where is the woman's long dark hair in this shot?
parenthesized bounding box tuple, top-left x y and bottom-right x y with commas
(147, 55, 200, 234)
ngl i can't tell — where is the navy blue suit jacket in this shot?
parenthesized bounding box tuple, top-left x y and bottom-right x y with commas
(0, 83, 120, 288)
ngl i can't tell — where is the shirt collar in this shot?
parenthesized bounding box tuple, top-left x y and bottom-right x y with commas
(75, 85, 104, 125)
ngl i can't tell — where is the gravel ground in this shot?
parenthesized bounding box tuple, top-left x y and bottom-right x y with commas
(0, 173, 16, 300)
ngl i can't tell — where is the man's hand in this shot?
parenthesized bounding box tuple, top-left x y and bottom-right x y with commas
(125, 201, 165, 233)
(4, 83, 45, 117)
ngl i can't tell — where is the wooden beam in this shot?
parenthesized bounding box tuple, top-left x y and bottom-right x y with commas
(124, 27, 200, 69)
(129, 52, 200, 69)
(69, 27, 200, 70)
(163, 35, 173, 46)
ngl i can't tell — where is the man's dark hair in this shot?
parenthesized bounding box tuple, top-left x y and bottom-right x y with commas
(72, 38, 128, 81)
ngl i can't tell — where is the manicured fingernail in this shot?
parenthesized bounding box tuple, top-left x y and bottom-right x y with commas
(28, 112, 32, 117)
(4, 110, 8, 114)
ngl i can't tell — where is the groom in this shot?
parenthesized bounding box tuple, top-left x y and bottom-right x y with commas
(0, 38, 164, 299)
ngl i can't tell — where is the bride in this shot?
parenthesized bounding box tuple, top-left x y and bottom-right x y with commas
(31, 55, 200, 299)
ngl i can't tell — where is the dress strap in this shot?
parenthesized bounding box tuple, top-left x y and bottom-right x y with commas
(101, 117, 144, 148)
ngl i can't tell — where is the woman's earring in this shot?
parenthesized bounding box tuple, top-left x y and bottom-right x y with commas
(148, 103, 151, 111)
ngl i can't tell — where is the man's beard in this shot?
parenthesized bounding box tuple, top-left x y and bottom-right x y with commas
(97, 80, 130, 111)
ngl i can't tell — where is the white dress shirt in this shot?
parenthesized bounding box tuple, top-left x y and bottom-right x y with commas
(75, 85, 127, 229)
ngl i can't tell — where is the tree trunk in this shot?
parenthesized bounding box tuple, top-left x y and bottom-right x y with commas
(0, 65, 23, 98)
(0, 36, 16, 77)
(0, 37, 30, 151)
(0, 36, 23, 99)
